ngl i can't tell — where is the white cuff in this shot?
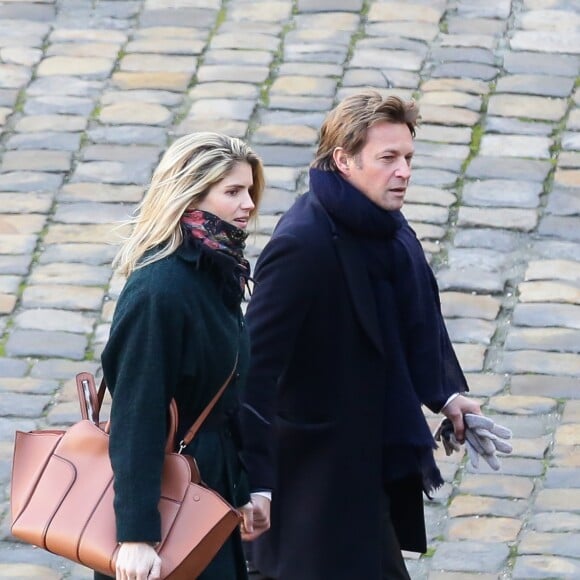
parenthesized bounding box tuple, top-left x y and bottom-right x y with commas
(441, 392, 460, 411)
(251, 491, 272, 501)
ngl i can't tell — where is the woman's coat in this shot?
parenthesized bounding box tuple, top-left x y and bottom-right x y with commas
(96, 242, 250, 580)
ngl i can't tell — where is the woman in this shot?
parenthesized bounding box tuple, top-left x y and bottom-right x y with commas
(95, 132, 267, 580)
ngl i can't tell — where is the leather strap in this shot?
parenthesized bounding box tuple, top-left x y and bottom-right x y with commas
(82, 353, 239, 452)
(178, 354, 239, 451)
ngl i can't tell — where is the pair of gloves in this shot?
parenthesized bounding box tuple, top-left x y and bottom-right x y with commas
(434, 413, 513, 471)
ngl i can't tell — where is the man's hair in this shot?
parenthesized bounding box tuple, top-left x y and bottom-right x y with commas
(311, 90, 420, 171)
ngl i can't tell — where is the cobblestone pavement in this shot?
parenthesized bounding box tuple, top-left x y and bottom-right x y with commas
(0, 0, 579, 578)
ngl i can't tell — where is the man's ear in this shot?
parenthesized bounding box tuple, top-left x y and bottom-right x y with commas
(332, 147, 350, 175)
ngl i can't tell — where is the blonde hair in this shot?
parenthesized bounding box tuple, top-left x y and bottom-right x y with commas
(312, 90, 420, 171)
(113, 132, 264, 277)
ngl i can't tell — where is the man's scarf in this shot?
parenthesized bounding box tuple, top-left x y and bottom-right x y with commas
(311, 168, 468, 493)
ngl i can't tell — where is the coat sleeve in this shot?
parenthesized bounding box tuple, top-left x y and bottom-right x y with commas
(241, 233, 317, 491)
(101, 280, 186, 543)
(422, 268, 469, 413)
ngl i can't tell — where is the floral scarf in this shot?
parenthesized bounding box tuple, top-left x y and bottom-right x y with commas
(181, 209, 251, 291)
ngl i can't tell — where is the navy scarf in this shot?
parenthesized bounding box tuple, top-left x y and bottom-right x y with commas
(311, 168, 468, 494)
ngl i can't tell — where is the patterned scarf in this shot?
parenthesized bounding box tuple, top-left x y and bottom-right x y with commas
(181, 209, 251, 290)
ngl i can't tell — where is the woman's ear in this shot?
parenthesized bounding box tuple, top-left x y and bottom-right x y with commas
(332, 147, 350, 175)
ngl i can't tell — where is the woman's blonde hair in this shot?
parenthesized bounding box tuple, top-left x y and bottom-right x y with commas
(113, 132, 264, 277)
(312, 90, 420, 171)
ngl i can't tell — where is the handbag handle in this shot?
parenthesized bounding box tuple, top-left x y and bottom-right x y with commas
(75, 354, 239, 453)
(76, 371, 105, 425)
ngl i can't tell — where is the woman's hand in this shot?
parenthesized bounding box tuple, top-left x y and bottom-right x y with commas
(239, 500, 254, 540)
(115, 542, 161, 580)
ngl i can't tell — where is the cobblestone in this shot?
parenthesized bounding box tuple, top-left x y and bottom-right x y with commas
(1, 0, 579, 578)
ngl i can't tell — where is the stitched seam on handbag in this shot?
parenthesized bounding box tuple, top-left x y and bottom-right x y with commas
(76, 475, 115, 571)
(43, 454, 77, 551)
(11, 434, 63, 545)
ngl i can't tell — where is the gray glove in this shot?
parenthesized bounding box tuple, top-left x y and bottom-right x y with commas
(464, 413, 513, 471)
(434, 413, 513, 471)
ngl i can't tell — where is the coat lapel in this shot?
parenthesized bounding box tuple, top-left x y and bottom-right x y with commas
(333, 231, 385, 358)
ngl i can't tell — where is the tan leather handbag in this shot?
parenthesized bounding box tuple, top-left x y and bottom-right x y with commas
(10, 366, 241, 579)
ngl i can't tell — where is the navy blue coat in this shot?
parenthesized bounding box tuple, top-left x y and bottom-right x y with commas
(241, 191, 452, 580)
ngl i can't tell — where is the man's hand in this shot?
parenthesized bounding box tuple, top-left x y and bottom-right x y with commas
(441, 394, 481, 443)
(115, 542, 161, 580)
(240, 494, 271, 542)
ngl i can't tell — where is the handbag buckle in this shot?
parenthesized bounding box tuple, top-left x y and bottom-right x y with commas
(178, 440, 186, 454)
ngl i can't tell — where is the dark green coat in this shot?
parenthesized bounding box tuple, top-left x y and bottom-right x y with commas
(97, 241, 250, 580)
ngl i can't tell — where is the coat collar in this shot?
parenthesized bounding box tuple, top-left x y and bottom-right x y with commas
(175, 240, 202, 264)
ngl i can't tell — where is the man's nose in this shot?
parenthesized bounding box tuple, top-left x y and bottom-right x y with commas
(396, 158, 411, 179)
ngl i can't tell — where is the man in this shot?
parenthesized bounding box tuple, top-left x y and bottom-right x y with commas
(240, 90, 481, 579)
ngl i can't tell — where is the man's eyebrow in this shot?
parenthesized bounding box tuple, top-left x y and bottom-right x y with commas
(377, 147, 415, 155)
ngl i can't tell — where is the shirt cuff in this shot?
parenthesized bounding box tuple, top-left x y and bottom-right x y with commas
(441, 392, 460, 411)
(251, 491, 272, 501)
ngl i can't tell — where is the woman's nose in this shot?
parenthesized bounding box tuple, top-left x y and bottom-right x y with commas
(241, 190, 255, 210)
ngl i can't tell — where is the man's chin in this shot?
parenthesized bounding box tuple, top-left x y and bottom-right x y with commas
(385, 200, 405, 211)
